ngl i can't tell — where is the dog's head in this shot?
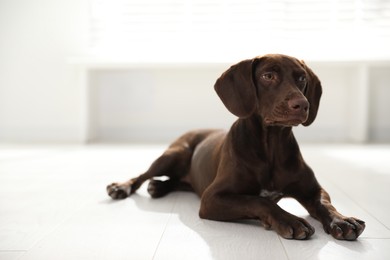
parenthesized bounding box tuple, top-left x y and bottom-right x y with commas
(214, 54, 322, 126)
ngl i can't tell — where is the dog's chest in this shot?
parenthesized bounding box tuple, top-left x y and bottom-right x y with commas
(259, 189, 284, 201)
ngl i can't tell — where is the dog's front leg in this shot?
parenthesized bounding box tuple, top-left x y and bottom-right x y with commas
(199, 193, 315, 240)
(299, 188, 365, 240)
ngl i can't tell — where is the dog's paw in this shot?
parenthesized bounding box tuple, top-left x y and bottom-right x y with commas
(326, 217, 365, 241)
(147, 179, 173, 198)
(106, 183, 132, 199)
(267, 215, 315, 240)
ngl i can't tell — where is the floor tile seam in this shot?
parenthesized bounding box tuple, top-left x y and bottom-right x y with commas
(152, 193, 179, 260)
(20, 194, 96, 255)
(322, 175, 390, 232)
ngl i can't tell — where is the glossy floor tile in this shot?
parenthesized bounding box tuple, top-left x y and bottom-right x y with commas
(0, 144, 389, 260)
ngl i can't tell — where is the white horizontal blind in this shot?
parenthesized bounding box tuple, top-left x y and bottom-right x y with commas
(88, 0, 390, 60)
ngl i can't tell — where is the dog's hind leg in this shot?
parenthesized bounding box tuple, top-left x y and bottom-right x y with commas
(107, 144, 192, 200)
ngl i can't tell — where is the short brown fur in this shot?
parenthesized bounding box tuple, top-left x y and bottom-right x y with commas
(107, 54, 365, 240)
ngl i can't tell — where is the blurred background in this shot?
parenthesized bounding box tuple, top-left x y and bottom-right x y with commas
(1, 0, 390, 144)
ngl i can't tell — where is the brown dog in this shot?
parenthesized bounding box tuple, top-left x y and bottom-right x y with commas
(107, 54, 365, 240)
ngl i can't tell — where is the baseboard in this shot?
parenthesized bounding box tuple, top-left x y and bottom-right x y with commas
(0, 126, 82, 143)
(1, 126, 388, 143)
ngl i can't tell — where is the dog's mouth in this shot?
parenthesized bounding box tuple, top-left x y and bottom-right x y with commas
(264, 116, 307, 127)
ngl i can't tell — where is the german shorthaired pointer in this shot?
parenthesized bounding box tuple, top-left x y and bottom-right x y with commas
(107, 54, 365, 240)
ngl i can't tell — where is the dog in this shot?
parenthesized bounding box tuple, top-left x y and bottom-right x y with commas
(107, 54, 365, 240)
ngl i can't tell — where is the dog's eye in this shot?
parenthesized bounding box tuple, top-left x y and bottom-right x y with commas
(298, 75, 307, 82)
(261, 72, 276, 81)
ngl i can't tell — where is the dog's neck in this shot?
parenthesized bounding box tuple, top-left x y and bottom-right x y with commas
(228, 115, 299, 163)
(232, 115, 294, 141)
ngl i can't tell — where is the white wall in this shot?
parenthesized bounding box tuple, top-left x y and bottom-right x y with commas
(0, 0, 389, 144)
(89, 66, 236, 143)
(88, 62, 390, 143)
(0, 0, 88, 142)
(369, 67, 390, 142)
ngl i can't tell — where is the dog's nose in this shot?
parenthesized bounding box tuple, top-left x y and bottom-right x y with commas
(288, 97, 309, 112)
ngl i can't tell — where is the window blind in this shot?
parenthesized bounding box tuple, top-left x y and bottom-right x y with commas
(88, 0, 390, 60)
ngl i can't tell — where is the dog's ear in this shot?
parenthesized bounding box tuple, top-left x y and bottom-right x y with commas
(214, 59, 257, 118)
(300, 60, 323, 126)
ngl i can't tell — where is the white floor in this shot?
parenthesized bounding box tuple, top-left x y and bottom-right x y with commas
(1, 143, 390, 260)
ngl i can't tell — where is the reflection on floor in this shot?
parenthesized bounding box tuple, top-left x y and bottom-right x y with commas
(0, 144, 389, 260)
